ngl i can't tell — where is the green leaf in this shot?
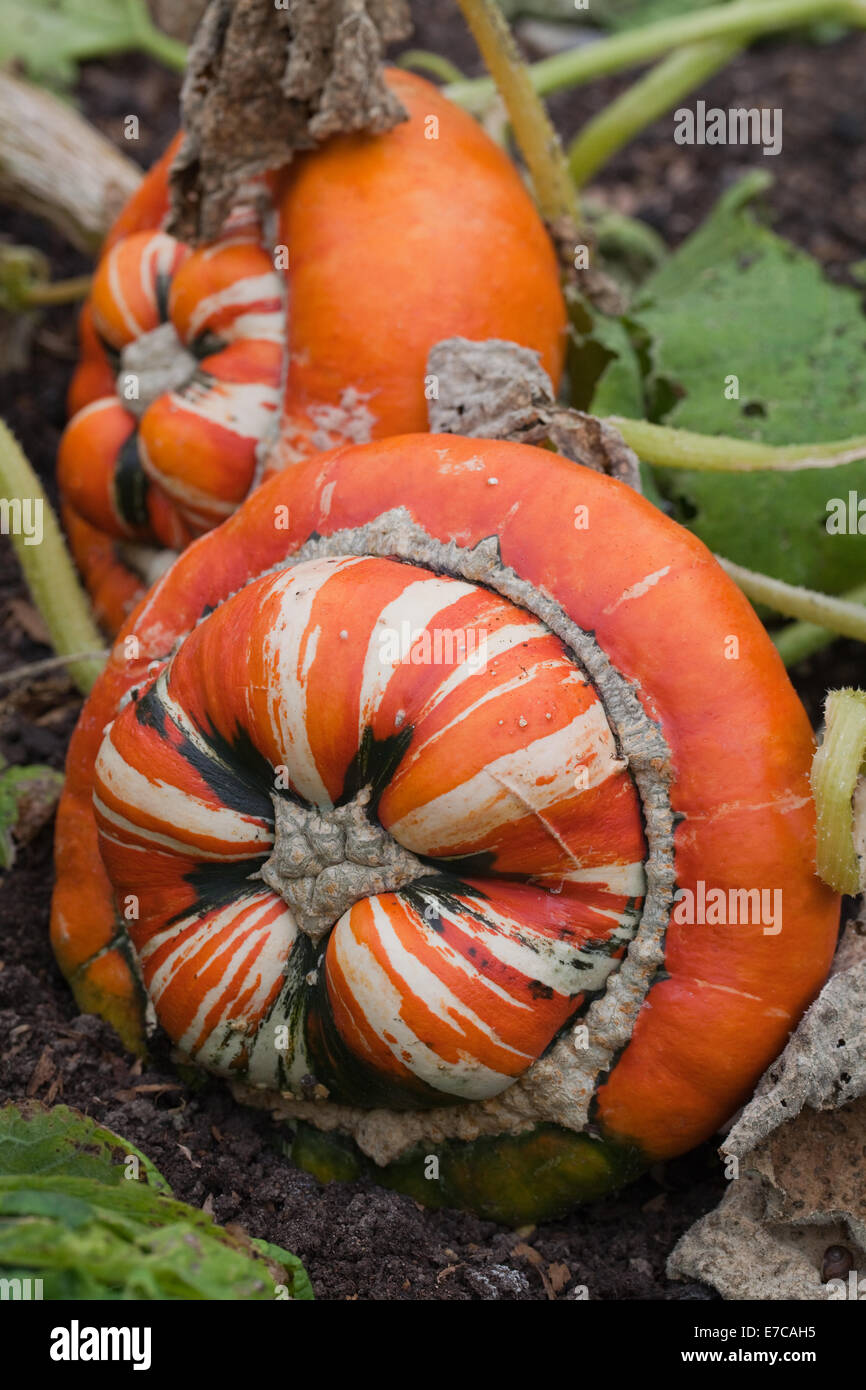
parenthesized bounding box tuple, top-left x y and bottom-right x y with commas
(0, 1187, 96, 1226)
(0, 1103, 313, 1300)
(0, 0, 185, 88)
(581, 311, 646, 418)
(252, 1238, 316, 1303)
(590, 175, 866, 594)
(587, 202, 669, 295)
(0, 1101, 170, 1190)
(0, 763, 64, 870)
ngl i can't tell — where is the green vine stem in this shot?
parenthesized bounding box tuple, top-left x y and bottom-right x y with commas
(396, 49, 467, 85)
(16, 275, 92, 310)
(136, 25, 188, 73)
(608, 416, 866, 473)
(810, 688, 866, 894)
(0, 245, 91, 312)
(446, 0, 866, 113)
(568, 37, 742, 188)
(108, 0, 187, 72)
(37, 3, 189, 72)
(773, 582, 866, 667)
(717, 557, 866, 647)
(453, 0, 580, 233)
(0, 420, 105, 695)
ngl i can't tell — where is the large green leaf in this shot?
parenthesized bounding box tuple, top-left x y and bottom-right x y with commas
(0, 1103, 313, 1300)
(590, 176, 866, 593)
(0, 1101, 171, 1190)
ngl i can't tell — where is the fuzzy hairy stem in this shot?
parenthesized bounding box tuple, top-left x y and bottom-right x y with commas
(136, 21, 189, 69)
(773, 583, 866, 667)
(0, 421, 105, 695)
(396, 48, 466, 85)
(446, 0, 866, 112)
(18, 275, 93, 309)
(608, 417, 866, 473)
(568, 37, 742, 188)
(717, 558, 866, 647)
(810, 689, 866, 894)
(454, 0, 580, 234)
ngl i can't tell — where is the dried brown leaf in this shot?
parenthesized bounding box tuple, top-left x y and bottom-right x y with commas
(668, 917, 866, 1300)
(427, 336, 642, 490)
(170, 0, 411, 242)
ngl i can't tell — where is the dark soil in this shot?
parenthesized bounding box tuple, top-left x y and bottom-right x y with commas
(1, 2, 864, 1300)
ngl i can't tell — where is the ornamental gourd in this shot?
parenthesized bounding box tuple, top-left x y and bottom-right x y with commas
(57, 70, 566, 633)
(52, 433, 840, 1223)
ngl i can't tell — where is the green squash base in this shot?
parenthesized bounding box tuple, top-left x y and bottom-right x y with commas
(288, 1121, 646, 1225)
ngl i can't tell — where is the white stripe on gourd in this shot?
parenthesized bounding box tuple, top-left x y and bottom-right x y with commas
(95, 735, 270, 855)
(330, 896, 529, 1099)
(387, 701, 626, 854)
(185, 273, 283, 341)
(357, 574, 478, 731)
(260, 559, 368, 807)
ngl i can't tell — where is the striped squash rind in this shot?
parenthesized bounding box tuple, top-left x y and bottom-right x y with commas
(59, 222, 284, 546)
(59, 69, 567, 634)
(92, 552, 647, 1106)
(52, 432, 840, 1217)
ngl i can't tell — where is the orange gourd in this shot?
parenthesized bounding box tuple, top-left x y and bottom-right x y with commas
(52, 433, 839, 1221)
(58, 70, 566, 632)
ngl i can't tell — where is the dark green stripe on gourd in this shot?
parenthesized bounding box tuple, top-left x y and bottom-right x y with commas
(288, 1120, 646, 1226)
(114, 431, 150, 528)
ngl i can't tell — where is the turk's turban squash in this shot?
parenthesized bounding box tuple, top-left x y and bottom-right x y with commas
(56, 69, 566, 634)
(52, 433, 840, 1222)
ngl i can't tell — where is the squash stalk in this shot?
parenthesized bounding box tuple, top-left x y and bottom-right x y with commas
(717, 557, 866, 648)
(453, 0, 580, 235)
(0, 420, 105, 695)
(446, 0, 866, 112)
(773, 583, 866, 666)
(609, 416, 866, 474)
(568, 38, 742, 188)
(810, 689, 866, 894)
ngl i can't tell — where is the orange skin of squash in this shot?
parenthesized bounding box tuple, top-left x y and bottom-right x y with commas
(52, 433, 840, 1162)
(62, 69, 567, 633)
